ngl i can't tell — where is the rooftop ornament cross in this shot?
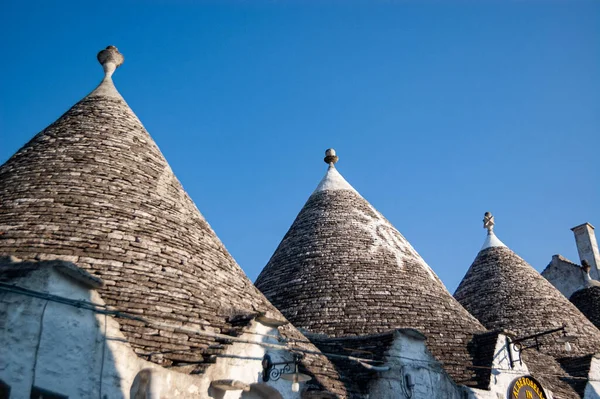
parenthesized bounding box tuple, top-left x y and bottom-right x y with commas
(483, 212, 495, 234)
(507, 325, 576, 368)
(262, 353, 311, 392)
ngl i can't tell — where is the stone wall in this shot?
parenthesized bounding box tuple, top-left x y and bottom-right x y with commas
(0, 263, 206, 398)
(365, 330, 563, 399)
(585, 356, 600, 399)
(542, 255, 587, 298)
(368, 330, 465, 399)
(0, 260, 310, 399)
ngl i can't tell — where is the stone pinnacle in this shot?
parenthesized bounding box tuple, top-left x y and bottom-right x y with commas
(97, 46, 124, 79)
(324, 148, 339, 165)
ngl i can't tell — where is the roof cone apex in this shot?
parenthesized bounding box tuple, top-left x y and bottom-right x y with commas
(313, 163, 358, 194)
(313, 148, 359, 194)
(481, 212, 506, 250)
(481, 231, 507, 250)
(88, 46, 125, 100)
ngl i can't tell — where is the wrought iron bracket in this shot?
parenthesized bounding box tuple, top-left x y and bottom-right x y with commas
(262, 353, 302, 382)
(508, 325, 567, 368)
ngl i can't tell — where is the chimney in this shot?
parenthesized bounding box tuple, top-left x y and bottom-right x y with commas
(571, 223, 600, 280)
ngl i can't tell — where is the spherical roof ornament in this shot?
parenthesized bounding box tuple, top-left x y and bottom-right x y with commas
(324, 148, 339, 166)
(97, 45, 124, 79)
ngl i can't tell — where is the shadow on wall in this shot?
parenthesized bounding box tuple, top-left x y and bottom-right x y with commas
(242, 383, 284, 399)
(1, 260, 292, 399)
(0, 261, 129, 398)
(207, 383, 283, 399)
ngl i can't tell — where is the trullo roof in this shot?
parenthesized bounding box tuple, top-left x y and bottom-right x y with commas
(570, 287, 600, 330)
(255, 149, 488, 386)
(454, 213, 600, 358)
(0, 47, 347, 394)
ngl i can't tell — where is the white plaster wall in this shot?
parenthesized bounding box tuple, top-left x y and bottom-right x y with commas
(127, 318, 305, 398)
(368, 331, 465, 399)
(0, 264, 309, 399)
(584, 356, 600, 399)
(0, 267, 202, 399)
(465, 334, 537, 399)
(200, 321, 300, 399)
(364, 331, 562, 399)
(542, 257, 586, 299)
(0, 271, 48, 396)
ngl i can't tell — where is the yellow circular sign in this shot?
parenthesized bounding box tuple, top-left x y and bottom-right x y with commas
(509, 376, 547, 399)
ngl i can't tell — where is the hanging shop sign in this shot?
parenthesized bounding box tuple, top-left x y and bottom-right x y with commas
(508, 376, 547, 399)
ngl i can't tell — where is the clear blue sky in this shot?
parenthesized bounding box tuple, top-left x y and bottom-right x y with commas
(1, 1, 598, 292)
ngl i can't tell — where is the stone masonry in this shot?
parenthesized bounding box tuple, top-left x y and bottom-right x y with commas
(571, 287, 600, 330)
(454, 246, 600, 359)
(256, 162, 488, 388)
(0, 48, 347, 396)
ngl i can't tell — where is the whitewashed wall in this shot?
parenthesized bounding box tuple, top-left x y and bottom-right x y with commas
(128, 318, 306, 398)
(1, 263, 584, 398)
(584, 356, 600, 399)
(201, 322, 300, 399)
(542, 256, 587, 299)
(364, 330, 562, 399)
(0, 262, 307, 398)
(465, 334, 542, 399)
(367, 330, 465, 399)
(0, 265, 204, 399)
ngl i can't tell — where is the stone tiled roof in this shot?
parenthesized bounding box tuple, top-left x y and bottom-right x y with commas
(454, 245, 600, 360)
(255, 156, 487, 387)
(0, 47, 347, 394)
(570, 286, 600, 330)
(280, 325, 350, 397)
(468, 330, 501, 390)
(556, 354, 597, 398)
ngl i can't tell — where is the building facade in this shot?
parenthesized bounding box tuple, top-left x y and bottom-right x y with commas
(0, 46, 599, 399)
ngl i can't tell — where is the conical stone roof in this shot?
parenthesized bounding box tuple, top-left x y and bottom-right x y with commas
(0, 48, 347, 393)
(570, 264, 600, 330)
(454, 213, 600, 359)
(0, 45, 272, 356)
(571, 286, 600, 330)
(255, 149, 488, 386)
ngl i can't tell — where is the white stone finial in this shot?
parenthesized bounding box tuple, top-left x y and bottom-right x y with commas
(480, 211, 506, 250)
(87, 46, 125, 100)
(97, 46, 124, 79)
(324, 148, 339, 166)
(483, 212, 495, 234)
(314, 149, 357, 194)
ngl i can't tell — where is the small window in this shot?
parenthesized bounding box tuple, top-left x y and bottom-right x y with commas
(0, 379, 10, 399)
(30, 387, 67, 399)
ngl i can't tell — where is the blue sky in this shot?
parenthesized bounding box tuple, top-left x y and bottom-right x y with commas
(1, 1, 598, 292)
